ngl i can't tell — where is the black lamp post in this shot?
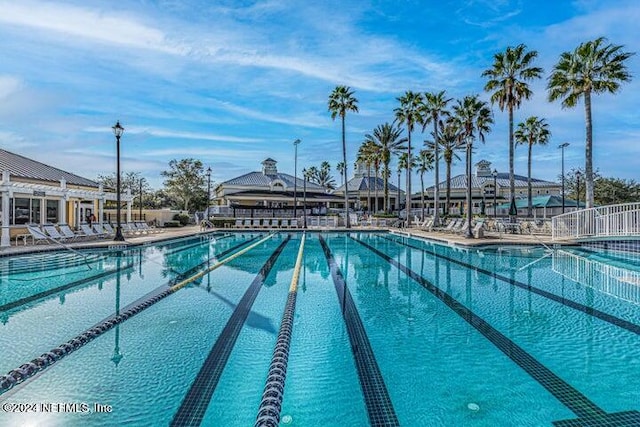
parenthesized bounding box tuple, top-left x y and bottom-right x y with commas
(293, 139, 301, 219)
(206, 166, 212, 220)
(492, 169, 498, 218)
(576, 170, 581, 210)
(559, 142, 569, 213)
(138, 177, 145, 220)
(302, 168, 307, 228)
(113, 121, 125, 241)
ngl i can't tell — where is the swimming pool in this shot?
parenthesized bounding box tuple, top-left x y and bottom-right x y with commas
(0, 231, 639, 426)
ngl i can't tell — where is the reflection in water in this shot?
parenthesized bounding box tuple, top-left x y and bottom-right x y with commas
(111, 254, 124, 367)
(205, 290, 277, 335)
(552, 250, 640, 305)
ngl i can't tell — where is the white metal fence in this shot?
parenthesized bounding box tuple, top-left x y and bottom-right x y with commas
(552, 202, 640, 240)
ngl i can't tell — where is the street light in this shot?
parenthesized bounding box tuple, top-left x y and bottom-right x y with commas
(293, 139, 301, 220)
(575, 170, 582, 210)
(206, 166, 212, 220)
(112, 121, 125, 242)
(492, 169, 498, 218)
(559, 142, 569, 213)
(302, 168, 307, 228)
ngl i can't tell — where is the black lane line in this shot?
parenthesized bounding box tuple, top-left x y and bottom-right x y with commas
(171, 235, 291, 427)
(318, 235, 399, 427)
(381, 234, 640, 336)
(351, 235, 606, 420)
(0, 235, 241, 315)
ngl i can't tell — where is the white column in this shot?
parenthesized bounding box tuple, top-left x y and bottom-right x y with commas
(98, 184, 104, 224)
(126, 189, 132, 223)
(1, 171, 10, 247)
(75, 200, 81, 228)
(58, 178, 67, 224)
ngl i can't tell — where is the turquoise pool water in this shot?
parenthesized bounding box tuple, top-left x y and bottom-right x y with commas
(0, 232, 638, 426)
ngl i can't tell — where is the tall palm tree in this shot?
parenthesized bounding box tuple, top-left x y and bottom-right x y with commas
(336, 161, 346, 187)
(451, 95, 494, 237)
(357, 141, 375, 213)
(422, 91, 451, 226)
(329, 85, 359, 228)
(315, 161, 336, 190)
(548, 37, 634, 208)
(426, 119, 464, 215)
(514, 116, 551, 217)
(482, 44, 543, 216)
(364, 123, 407, 212)
(416, 149, 435, 221)
(394, 91, 424, 224)
(398, 152, 417, 221)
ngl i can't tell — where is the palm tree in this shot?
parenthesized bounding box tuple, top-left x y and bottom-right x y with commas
(394, 91, 424, 224)
(514, 116, 551, 217)
(548, 37, 634, 208)
(451, 95, 494, 237)
(482, 44, 543, 215)
(398, 152, 417, 220)
(315, 161, 336, 190)
(422, 91, 451, 226)
(416, 149, 435, 221)
(364, 123, 407, 212)
(426, 119, 464, 215)
(329, 85, 359, 228)
(336, 161, 346, 187)
(357, 141, 375, 213)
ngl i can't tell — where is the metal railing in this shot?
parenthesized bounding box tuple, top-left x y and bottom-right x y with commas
(552, 202, 640, 241)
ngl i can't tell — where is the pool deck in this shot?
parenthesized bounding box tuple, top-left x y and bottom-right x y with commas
(0, 225, 562, 257)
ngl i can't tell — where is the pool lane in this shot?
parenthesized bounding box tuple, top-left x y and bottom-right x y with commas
(382, 233, 640, 336)
(353, 234, 640, 426)
(318, 235, 399, 426)
(171, 235, 291, 426)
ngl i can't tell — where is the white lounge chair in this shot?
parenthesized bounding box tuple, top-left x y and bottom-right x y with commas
(81, 223, 103, 238)
(103, 223, 115, 235)
(281, 219, 290, 228)
(290, 218, 298, 228)
(58, 223, 85, 241)
(26, 224, 49, 245)
(42, 224, 70, 242)
(234, 218, 243, 228)
(94, 223, 113, 236)
(251, 218, 261, 228)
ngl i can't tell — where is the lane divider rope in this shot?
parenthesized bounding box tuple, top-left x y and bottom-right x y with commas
(0, 232, 276, 396)
(255, 233, 305, 427)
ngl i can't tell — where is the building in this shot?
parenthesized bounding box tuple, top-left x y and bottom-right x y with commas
(415, 160, 561, 216)
(212, 158, 342, 217)
(334, 161, 404, 212)
(0, 149, 133, 247)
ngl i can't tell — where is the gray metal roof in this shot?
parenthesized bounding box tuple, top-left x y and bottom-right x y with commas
(222, 171, 326, 191)
(335, 176, 402, 194)
(0, 148, 99, 187)
(426, 172, 557, 191)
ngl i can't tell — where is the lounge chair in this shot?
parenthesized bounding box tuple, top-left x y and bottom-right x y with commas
(242, 219, 252, 228)
(280, 219, 290, 228)
(269, 218, 279, 228)
(251, 218, 261, 228)
(437, 219, 459, 232)
(234, 218, 243, 228)
(94, 223, 113, 236)
(290, 218, 299, 228)
(26, 224, 50, 245)
(58, 223, 85, 241)
(42, 224, 71, 242)
(103, 223, 116, 235)
(454, 220, 471, 235)
(471, 222, 484, 238)
(81, 223, 104, 238)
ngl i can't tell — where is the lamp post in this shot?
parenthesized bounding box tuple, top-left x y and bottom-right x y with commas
(575, 170, 581, 210)
(113, 121, 125, 241)
(138, 177, 145, 221)
(302, 168, 307, 228)
(559, 142, 569, 213)
(492, 169, 498, 218)
(397, 168, 401, 220)
(206, 166, 212, 220)
(293, 139, 301, 220)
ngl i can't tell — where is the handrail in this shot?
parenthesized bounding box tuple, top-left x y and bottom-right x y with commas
(552, 202, 640, 241)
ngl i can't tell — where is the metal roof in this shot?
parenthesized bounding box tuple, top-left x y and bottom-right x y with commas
(426, 172, 557, 191)
(222, 171, 326, 191)
(335, 176, 402, 194)
(0, 148, 99, 187)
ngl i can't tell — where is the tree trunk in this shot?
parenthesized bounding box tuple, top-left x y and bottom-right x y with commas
(509, 104, 515, 215)
(585, 89, 594, 209)
(527, 142, 532, 217)
(420, 173, 425, 221)
(383, 163, 389, 212)
(446, 160, 452, 215)
(342, 114, 350, 228)
(367, 163, 371, 215)
(466, 140, 473, 238)
(433, 118, 440, 226)
(374, 166, 379, 214)
(406, 127, 412, 225)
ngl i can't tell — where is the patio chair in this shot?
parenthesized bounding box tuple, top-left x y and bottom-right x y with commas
(437, 219, 458, 232)
(454, 220, 470, 235)
(25, 224, 49, 245)
(94, 223, 114, 236)
(81, 223, 104, 238)
(58, 223, 86, 241)
(280, 218, 290, 228)
(42, 224, 71, 242)
(234, 218, 243, 228)
(472, 222, 485, 238)
(269, 218, 279, 228)
(251, 218, 261, 228)
(102, 223, 115, 235)
(242, 219, 252, 228)
(290, 218, 298, 228)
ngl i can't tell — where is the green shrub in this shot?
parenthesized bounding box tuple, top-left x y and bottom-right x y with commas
(173, 213, 191, 226)
(165, 220, 181, 227)
(210, 218, 234, 228)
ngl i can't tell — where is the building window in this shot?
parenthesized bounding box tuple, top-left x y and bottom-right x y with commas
(46, 200, 58, 223)
(31, 199, 41, 223)
(12, 198, 31, 225)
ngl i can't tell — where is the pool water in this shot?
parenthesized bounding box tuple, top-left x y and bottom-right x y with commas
(0, 231, 638, 426)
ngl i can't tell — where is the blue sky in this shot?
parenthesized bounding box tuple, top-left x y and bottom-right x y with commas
(0, 0, 638, 190)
